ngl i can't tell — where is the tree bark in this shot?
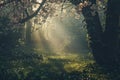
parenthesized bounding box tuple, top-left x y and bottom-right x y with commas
(69, 0, 120, 66)
(82, 0, 120, 65)
(103, 0, 120, 65)
(82, 4, 106, 65)
(82, 0, 119, 65)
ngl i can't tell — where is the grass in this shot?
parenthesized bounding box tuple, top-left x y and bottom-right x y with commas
(0, 46, 120, 80)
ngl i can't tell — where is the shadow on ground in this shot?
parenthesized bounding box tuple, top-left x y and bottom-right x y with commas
(0, 46, 120, 80)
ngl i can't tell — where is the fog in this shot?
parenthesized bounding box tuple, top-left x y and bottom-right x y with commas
(31, 3, 90, 55)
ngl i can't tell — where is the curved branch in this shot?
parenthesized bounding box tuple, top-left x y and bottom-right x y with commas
(19, 0, 46, 23)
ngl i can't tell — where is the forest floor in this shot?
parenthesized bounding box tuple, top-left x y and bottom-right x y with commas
(0, 46, 120, 80)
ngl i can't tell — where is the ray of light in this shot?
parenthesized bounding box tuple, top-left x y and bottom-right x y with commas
(31, 2, 89, 55)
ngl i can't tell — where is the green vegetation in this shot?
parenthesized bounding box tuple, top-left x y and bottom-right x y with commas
(0, 45, 120, 80)
(0, 0, 120, 80)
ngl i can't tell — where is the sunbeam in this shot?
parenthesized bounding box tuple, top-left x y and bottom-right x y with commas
(31, 2, 89, 55)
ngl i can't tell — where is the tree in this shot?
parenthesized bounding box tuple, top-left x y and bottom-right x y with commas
(0, 0, 120, 67)
(0, 0, 47, 24)
(70, 0, 120, 67)
(0, 0, 55, 45)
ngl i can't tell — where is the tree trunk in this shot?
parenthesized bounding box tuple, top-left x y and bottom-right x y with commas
(82, 0, 120, 66)
(25, 20, 32, 45)
(82, 4, 106, 65)
(103, 0, 120, 65)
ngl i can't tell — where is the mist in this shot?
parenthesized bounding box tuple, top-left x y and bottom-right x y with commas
(31, 3, 90, 55)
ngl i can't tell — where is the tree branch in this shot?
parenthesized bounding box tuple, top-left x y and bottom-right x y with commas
(19, 0, 46, 23)
(25, 9, 29, 17)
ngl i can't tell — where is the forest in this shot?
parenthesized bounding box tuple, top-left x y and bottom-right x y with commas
(0, 0, 120, 80)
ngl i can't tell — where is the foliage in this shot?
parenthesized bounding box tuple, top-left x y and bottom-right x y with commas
(0, 45, 43, 80)
(0, 17, 21, 51)
(0, 0, 120, 80)
(1, 46, 120, 80)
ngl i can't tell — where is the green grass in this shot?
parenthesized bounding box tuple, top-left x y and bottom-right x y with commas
(0, 46, 120, 80)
